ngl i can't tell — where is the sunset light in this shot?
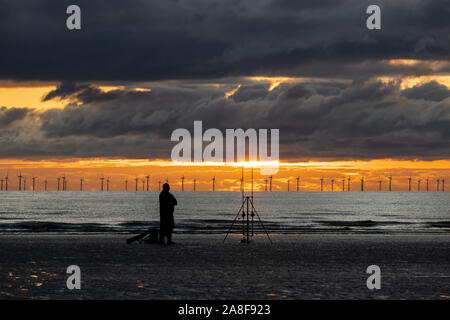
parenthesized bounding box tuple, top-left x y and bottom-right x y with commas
(0, 1, 449, 303)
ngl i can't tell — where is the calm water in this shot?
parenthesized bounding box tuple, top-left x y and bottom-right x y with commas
(0, 191, 449, 234)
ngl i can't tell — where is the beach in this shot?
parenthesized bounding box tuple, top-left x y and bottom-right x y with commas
(0, 233, 449, 300)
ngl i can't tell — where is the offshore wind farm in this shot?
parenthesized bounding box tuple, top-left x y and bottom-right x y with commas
(0, 169, 447, 192)
(1, 166, 447, 236)
(0, 168, 448, 235)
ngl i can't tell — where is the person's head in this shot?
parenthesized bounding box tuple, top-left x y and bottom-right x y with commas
(162, 183, 170, 192)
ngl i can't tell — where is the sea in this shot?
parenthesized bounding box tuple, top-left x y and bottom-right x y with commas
(0, 191, 449, 234)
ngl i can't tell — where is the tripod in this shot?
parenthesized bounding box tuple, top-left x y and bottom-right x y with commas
(223, 196, 272, 244)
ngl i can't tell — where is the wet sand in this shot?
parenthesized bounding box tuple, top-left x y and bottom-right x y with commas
(0, 233, 449, 299)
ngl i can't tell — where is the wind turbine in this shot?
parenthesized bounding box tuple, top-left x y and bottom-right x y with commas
(57, 177, 60, 191)
(100, 176, 105, 192)
(146, 175, 150, 192)
(135, 177, 138, 191)
(32, 175, 37, 192)
(418, 179, 421, 192)
(212, 176, 215, 192)
(320, 176, 324, 192)
(18, 171, 23, 191)
(347, 177, 351, 192)
(181, 176, 185, 192)
(342, 178, 345, 192)
(44, 178, 47, 191)
(269, 176, 272, 192)
(389, 175, 392, 192)
(125, 179, 128, 192)
(408, 176, 412, 192)
(331, 178, 334, 192)
(17, 170, 23, 191)
(106, 177, 110, 191)
(193, 179, 196, 192)
(436, 179, 440, 192)
(378, 179, 382, 192)
(296, 176, 300, 192)
(80, 177, 83, 192)
(360, 177, 364, 192)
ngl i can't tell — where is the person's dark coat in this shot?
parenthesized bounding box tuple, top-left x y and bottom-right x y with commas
(159, 189, 177, 233)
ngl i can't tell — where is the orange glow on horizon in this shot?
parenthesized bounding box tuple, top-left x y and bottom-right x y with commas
(0, 158, 448, 169)
(0, 86, 66, 110)
(0, 85, 153, 111)
(0, 158, 449, 169)
(0, 158, 448, 192)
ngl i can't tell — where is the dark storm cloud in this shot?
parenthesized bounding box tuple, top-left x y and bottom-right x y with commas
(0, 0, 448, 81)
(38, 83, 229, 138)
(281, 85, 315, 100)
(401, 81, 450, 101)
(0, 106, 31, 126)
(1, 79, 447, 160)
(41, 82, 92, 101)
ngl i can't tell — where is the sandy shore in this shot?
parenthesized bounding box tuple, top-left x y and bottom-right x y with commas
(0, 233, 449, 299)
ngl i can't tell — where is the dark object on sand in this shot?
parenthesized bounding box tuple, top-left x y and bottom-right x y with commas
(127, 229, 159, 244)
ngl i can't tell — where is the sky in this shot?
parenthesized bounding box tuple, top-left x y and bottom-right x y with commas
(0, 0, 449, 190)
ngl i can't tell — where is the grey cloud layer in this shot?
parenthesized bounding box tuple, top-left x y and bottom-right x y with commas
(0, 0, 448, 160)
(0, 107, 31, 127)
(0, 0, 448, 81)
(1, 79, 449, 160)
(402, 81, 450, 101)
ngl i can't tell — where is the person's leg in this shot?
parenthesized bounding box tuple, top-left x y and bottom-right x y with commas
(167, 229, 175, 244)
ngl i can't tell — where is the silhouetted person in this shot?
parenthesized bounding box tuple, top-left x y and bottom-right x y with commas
(159, 183, 177, 245)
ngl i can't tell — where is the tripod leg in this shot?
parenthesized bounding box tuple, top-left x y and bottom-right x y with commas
(223, 202, 245, 243)
(251, 208, 254, 237)
(246, 197, 249, 243)
(242, 200, 245, 238)
(249, 199, 273, 244)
